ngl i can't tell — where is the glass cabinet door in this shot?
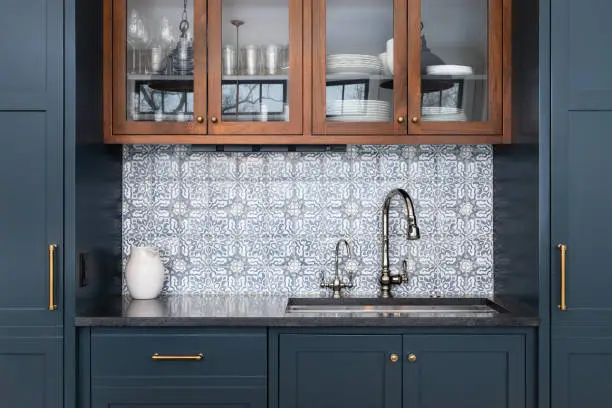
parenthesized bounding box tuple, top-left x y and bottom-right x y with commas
(407, 0, 504, 135)
(113, 0, 207, 135)
(207, 0, 303, 135)
(312, 0, 408, 136)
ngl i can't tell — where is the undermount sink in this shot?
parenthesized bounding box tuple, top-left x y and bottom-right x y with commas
(285, 298, 508, 315)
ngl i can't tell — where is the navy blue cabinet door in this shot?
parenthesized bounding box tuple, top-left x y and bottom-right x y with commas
(551, 111, 612, 325)
(552, 0, 612, 110)
(92, 386, 266, 408)
(403, 335, 526, 408)
(0, 0, 62, 110)
(0, 0, 63, 328)
(0, 337, 62, 408)
(278, 334, 402, 408)
(551, 334, 612, 408)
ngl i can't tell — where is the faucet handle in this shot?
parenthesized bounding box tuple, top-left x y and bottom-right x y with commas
(401, 260, 410, 283)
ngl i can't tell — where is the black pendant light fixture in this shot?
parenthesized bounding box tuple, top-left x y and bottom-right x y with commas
(420, 22, 455, 93)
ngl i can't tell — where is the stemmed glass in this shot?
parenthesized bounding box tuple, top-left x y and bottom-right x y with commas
(136, 17, 150, 74)
(127, 10, 140, 74)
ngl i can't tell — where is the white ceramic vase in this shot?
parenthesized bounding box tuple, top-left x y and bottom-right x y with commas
(125, 247, 165, 300)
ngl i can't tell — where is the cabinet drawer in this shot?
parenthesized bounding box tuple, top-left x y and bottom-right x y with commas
(91, 328, 266, 379)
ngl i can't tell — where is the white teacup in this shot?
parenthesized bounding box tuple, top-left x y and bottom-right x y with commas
(379, 53, 392, 76)
(386, 39, 394, 74)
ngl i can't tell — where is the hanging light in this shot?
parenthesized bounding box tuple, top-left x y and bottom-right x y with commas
(420, 22, 455, 93)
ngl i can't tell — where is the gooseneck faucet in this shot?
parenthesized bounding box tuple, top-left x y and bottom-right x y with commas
(380, 189, 421, 298)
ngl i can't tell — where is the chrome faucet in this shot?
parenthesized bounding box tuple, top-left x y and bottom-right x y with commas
(321, 239, 354, 298)
(380, 189, 420, 298)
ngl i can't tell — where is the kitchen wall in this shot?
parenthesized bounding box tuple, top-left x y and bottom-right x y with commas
(122, 144, 493, 297)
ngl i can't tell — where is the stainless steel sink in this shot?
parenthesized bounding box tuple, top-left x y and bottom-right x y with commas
(285, 298, 507, 315)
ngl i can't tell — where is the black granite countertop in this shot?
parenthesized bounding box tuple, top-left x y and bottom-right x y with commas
(75, 295, 539, 327)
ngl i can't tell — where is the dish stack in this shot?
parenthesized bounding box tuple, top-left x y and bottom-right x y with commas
(425, 65, 474, 76)
(328, 100, 391, 122)
(327, 54, 384, 75)
(421, 107, 467, 122)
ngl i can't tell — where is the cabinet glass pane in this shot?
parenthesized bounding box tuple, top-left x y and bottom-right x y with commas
(220, 0, 290, 123)
(326, 0, 394, 123)
(126, 0, 195, 122)
(420, 0, 488, 122)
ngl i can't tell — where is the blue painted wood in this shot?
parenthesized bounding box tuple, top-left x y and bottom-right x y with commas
(552, 334, 612, 408)
(278, 334, 402, 408)
(551, 0, 612, 110)
(91, 328, 266, 380)
(0, 0, 62, 110)
(0, 336, 62, 408)
(403, 335, 526, 408)
(551, 111, 612, 325)
(0, 111, 63, 327)
(92, 386, 266, 408)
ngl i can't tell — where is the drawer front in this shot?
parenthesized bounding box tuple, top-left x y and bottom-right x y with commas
(91, 328, 266, 379)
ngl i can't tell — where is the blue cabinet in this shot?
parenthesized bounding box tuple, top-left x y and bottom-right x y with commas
(549, 0, 612, 406)
(89, 328, 267, 408)
(92, 386, 266, 408)
(0, 0, 64, 407)
(552, 332, 612, 408)
(278, 334, 402, 408)
(276, 332, 529, 408)
(0, 337, 62, 408)
(403, 335, 526, 408)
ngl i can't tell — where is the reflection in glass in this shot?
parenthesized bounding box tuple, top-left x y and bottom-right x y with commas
(125, 0, 194, 122)
(325, 0, 394, 122)
(221, 0, 290, 122)
(420, 0, 488, 122)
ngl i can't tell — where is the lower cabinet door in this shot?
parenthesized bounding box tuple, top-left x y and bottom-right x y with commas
(0, 337, 62, 408)
(552, 335, 612, 408)
(92, 386, 266, 408)
(402, 335, 526, 408)
(278, 334, 402, 408)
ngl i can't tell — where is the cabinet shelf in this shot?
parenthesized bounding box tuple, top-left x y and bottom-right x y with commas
(422, 74, 488, 81)
(127, 74, 194, 81)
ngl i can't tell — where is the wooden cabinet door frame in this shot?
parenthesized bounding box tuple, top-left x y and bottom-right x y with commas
(407, 0, 510, 138)
(109, 0, 208, 136)
(207, 0, 303, 135)
(311, 0, 408, 136)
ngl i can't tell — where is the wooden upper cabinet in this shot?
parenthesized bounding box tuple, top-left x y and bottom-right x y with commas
(207, 0, 303, 136)
(103, 0, 512, 144)
(406, 0, 511, 141)
(108, 0, 207, 140)
(311, 0, 409, 138)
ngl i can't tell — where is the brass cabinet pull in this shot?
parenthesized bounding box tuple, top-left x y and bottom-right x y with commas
(407, 354, 417, 363)
(196, 116, 204, 124)
(397, 116, 405, 124)
(558, 244, 568, 311)
(152, 353, 203, 361)
(210, 116, 219, 124)
(411, 116, 419, 123)
(389, 353, 399, 363)
(48, 244, 57, 311)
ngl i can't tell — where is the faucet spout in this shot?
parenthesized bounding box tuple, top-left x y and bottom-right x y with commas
(380, 189, 420, 298)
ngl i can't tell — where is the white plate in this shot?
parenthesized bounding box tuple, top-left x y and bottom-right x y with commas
(426, 65, 474, 76)
(328, 116, 390, 122)
(422, 107, 465, 115)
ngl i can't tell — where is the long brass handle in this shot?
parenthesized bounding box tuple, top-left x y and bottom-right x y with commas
(48, 244, 57, 311)
(558, 244, 567, 311)
(152, 353, 203, 361)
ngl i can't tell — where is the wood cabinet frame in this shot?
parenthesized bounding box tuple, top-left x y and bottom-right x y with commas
(311, 0, 408, 137)
(107, 0, 208, 139)
(207, 0, 304, 136)
(103, 0, 512, 144)
(406, 0, 511, 141)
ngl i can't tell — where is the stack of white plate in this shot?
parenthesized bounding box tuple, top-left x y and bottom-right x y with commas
(426, 65, 474, 76)
(421, 107, 467, 122)
(327, 54, 384, 75)
(327, 100, 391, 122)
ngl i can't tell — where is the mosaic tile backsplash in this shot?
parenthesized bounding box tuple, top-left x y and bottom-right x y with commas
(122, 144, 494, 297)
